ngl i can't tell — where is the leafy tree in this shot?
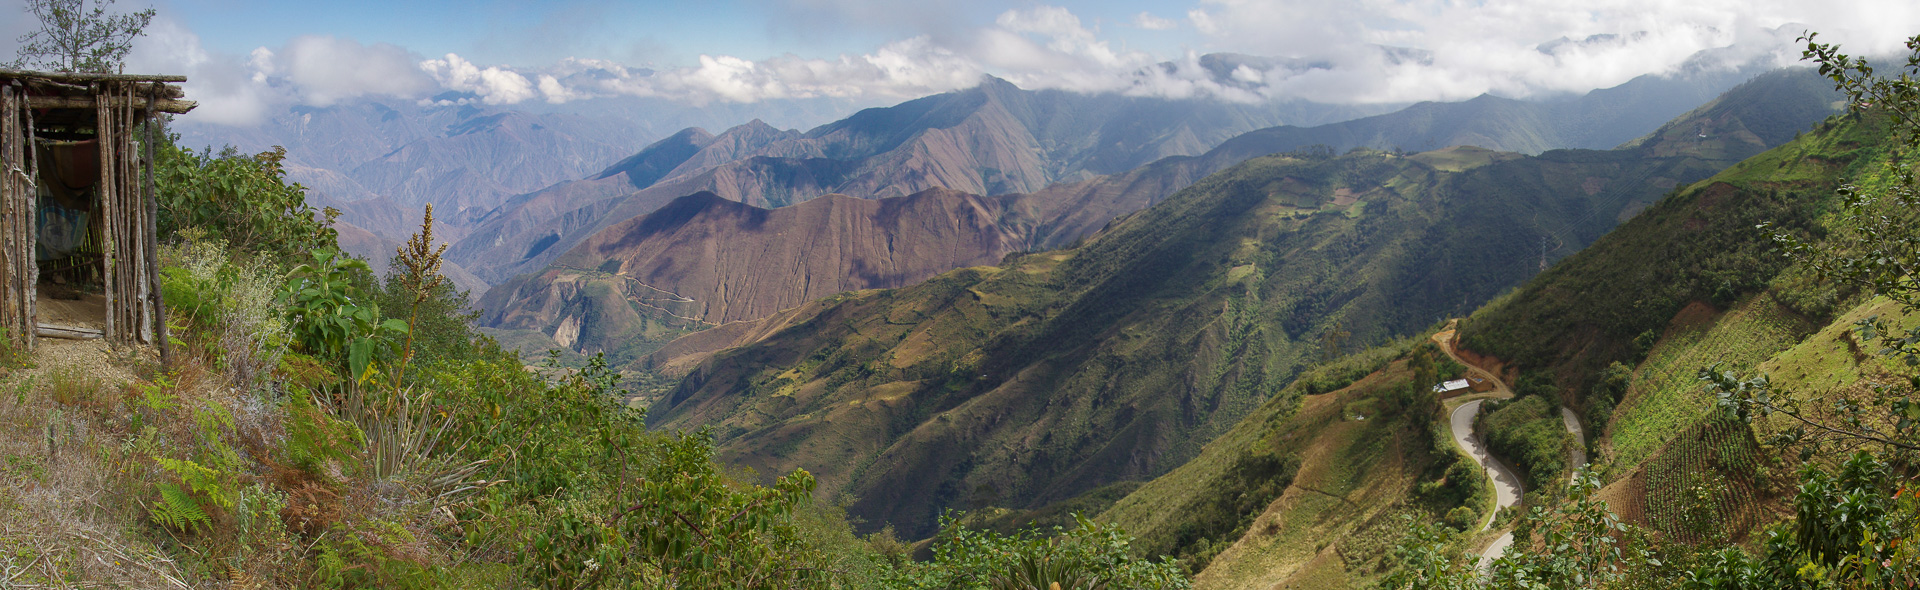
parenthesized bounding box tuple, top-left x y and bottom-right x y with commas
(1719, 33, 1920, 459)
(1380, 515, 1479, 590)
(154, 138, 340, 265)
(10, 0, 154, 73)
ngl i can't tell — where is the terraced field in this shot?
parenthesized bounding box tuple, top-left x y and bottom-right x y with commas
(1642, 416, 1774, 543)
(1608, 296, 1815, 470)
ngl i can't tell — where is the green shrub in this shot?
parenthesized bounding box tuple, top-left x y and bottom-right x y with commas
(1444, 506, 1478, 530)
(280, 250, 407, 383)
(154, 139, 338, 265)
(881, 514, 1188, 590)
(160, 236, 292, 387)
(1478, 395, 1572, 490)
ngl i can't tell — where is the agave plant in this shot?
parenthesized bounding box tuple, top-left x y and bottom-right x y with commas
(989, 552, 1108, 590)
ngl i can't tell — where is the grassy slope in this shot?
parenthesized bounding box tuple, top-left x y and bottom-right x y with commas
(1453, 111, 1917, 546)
(1097, 349, 1469, 589)
(1458, 111, 1892, 404)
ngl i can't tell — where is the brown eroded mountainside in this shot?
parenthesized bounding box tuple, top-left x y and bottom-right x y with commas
(478, 188, 1033, 356)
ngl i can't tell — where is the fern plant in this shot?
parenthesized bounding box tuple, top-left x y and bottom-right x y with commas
(151, 482, 212, 532)
(155, 456, 233, 509)
(285, 390, 363, 473)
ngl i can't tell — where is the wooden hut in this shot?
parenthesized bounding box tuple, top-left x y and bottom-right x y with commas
(1, 70, 195, 357)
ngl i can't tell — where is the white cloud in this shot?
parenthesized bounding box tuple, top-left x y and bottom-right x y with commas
(501, 1, 1898, 107)
(278, 36, 435, 106)
(1177, 0, 1910, 103)
(524, 37, 986, 105)
(125, 25, 436, 125)
(420, 53, 537, 105)
(124, 19, 275, 126)
(537, 74, 590, 103)
(105, 0, 1920, 123)
(1133, 12, 1178, 31)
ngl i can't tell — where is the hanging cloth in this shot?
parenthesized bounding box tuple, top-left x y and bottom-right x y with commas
(36, 201, 89, 260)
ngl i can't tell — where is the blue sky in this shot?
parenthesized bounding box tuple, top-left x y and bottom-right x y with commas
(147, 0, 1201, 67)
(4, 0, 1914, 126)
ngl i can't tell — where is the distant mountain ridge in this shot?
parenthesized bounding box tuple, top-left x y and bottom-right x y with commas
(448, 54, 1799, 289)
(446, 78, 1387, 284)
(174, 95, 876, 268)
(475, 67, 1841, 361)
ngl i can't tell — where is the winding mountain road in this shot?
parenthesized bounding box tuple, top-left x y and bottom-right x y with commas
(1430, 326, 1587, 568)
(1451, 399, 1523, 567)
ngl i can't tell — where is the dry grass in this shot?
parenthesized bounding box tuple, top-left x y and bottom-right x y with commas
(0, 340, 194, 589)
(0, 332, 335, 589)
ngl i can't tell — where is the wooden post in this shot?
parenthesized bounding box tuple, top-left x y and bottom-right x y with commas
(0, 84, 33, 355)
(126, 85, 150, 347)
(144, 96, 169, 365)
(1, 86, 16, 352)
(97, 88, 116, 345)
(23, 85, 36, 354)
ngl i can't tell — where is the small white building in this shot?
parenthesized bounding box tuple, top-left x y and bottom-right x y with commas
(1431, 379, 1471, 394)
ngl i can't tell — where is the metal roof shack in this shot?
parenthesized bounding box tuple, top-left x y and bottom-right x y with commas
(1431, 378, 1471, 394)
(1, 69, 196, 360)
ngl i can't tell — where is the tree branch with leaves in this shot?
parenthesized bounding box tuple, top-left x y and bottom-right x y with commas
(11, 0, 155, 73)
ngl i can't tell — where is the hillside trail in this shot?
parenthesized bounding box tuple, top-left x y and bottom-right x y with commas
(1429, 324, 1585, 569)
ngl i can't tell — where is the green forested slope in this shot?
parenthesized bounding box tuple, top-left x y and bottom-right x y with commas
(1457, 111, 1893, 415)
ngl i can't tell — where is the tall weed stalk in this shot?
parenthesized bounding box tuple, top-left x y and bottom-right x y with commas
(329, 209, 480, 493)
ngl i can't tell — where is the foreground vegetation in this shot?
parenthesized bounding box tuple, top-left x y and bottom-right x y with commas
(0, 127, 1191, 588)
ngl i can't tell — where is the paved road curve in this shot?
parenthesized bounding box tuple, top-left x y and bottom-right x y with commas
(1432, 325, 1587, 568)
(1450, 399, 1523, 567)
(1561, 406, 1588, 482)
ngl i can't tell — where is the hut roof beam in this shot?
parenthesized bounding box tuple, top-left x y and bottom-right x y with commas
(0, 69, 186, 82)
(24, 95, 196, 114)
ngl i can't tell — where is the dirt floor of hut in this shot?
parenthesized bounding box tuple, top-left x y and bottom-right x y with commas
(36, 287, 107, 330)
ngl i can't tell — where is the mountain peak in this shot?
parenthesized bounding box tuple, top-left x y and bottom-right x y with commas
(974, 75, 1026, 103)
(592, 126, 718, 186)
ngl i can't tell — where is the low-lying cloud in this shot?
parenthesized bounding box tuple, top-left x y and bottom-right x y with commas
(113, 0, 1917, 126)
